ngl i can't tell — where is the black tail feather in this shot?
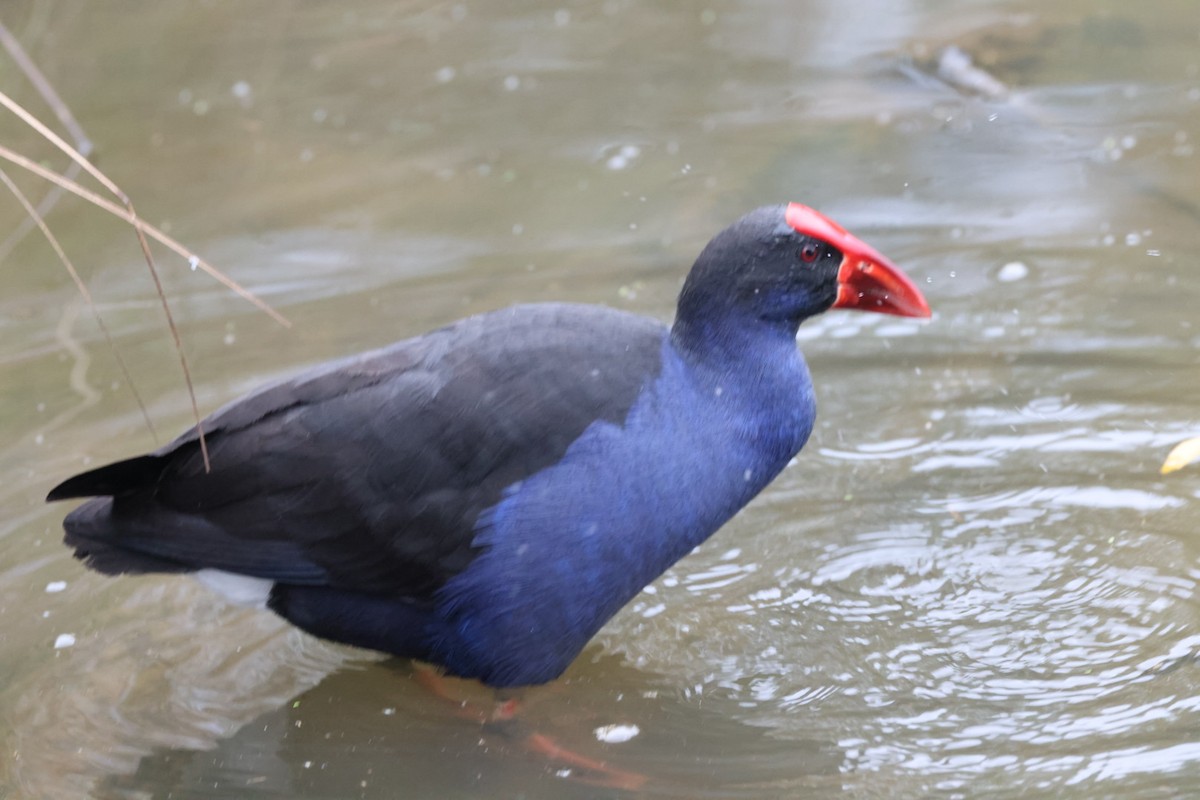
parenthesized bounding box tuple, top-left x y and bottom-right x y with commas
(62, 497, 191, 576)
(47, 455, 166, 502)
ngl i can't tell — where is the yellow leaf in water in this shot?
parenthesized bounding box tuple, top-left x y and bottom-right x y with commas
(1162, 436, 1200, 474)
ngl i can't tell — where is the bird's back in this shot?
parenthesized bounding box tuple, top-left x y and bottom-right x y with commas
(54, 302, 669, 601)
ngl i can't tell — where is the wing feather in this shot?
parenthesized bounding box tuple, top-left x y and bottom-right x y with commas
(53, 303, 666, 599)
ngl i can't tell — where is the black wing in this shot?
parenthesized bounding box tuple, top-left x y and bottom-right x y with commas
(50, 303, 666, 599)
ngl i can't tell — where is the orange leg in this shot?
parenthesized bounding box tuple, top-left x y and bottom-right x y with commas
(411, 665, 647, 790)
(413, 666, 496, 723)
(523, 731, 647, 790)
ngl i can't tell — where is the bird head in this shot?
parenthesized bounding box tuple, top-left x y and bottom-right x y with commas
(676, 204, 930, 337)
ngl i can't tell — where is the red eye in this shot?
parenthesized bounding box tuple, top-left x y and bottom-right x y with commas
(799, 242, 820, 263)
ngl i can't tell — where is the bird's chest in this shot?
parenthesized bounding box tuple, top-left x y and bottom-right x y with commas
(430, 350, 815, 685)
(681, 343, 817, 484)
(712, 375, 815, 475)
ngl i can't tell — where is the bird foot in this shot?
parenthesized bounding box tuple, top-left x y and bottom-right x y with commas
(412, 666, 647, 790)
(520, 730, 647, 791)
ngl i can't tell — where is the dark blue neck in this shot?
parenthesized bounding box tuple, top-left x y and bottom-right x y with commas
(671, 303, 800, 366)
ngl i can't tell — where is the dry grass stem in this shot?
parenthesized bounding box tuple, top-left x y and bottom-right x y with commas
(0, 165, 157, 440)
(0, 21, 91, 261)
(1, 31, 292, 470)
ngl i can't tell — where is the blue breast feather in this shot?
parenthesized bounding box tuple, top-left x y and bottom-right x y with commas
(430, 334, 815, 686)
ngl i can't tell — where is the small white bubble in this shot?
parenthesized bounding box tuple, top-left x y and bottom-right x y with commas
(606, 145, 639, 170)
(223, 333, 236, 345)
(996, 261, 1028, 282)
(1120, 134, 1137, 150)
(34, 433, 44, 445)
(54, 633, 76, 649)
(382, 707, 396, 716)
(511, 223, 524, 236)
(1125, 232, 1142, 246)
(178, 88, 194, 105)
(45, 581, 67, 593)
(594, 723, 640, 743)
(188, 255, 200, 271)
(503, 75, 521, 91)
(231, 81, 253, 107)
(192, 99, 210, 116)
(312, 107, 328, 123)
(435, 66, 456, 83)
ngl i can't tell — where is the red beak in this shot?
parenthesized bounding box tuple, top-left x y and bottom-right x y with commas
(785, 203, 931, 319)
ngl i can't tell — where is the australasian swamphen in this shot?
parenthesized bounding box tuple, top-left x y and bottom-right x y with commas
(47, 203, 930, 688)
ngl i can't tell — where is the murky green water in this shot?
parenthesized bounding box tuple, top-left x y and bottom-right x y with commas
(2, 1, 1199, 797)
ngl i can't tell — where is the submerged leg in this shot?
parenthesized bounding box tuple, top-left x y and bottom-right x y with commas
(411, 665, 647, 790)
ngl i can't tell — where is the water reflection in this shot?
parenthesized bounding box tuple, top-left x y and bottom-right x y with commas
(84, 652, 839, 799)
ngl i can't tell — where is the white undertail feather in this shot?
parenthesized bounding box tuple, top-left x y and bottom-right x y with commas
(194, 569, 274, 609)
